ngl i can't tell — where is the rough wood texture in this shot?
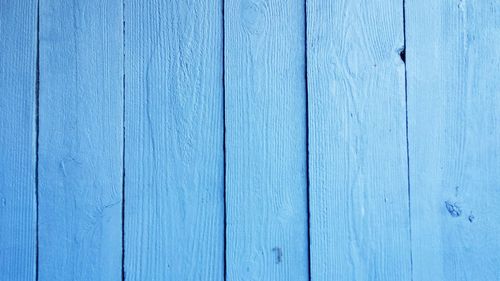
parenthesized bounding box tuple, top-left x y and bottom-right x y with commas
(2, 1, 500, 280)
(0, 1, 37, 280)
(225, 0, 309, 280)
(307, 0, 412, 279)
(124, 0, 224, 280)
(37, 0, 123, 279)
(407, 0, 500, 280)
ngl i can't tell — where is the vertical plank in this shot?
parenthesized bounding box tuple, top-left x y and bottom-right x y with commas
(38, 0, 123, 280)
(407, 0, 500, 279)
(225, 0, 309, 280)
(124, 0, 224, 280)
(0, 1, 37, 280)
(307, 0, 412, 279)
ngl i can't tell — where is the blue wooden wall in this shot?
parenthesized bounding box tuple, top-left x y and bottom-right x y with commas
(0, 0, 499, 280)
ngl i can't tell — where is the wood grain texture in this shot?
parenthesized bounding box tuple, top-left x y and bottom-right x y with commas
(406, 0, 500, 280)
(124, 0, 224, 280)
(225, 0, 309, 280)
(0, 1, 37, 280)
(38, 0, 123, 280)
(307, 0, 412, 279)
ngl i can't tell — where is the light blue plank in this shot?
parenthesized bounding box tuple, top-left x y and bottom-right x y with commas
(407, 0, 500, 279)
(225, 1, 309, 280)
(0, 1, 37, 280)
(124, 0, 224, 280)
(307, 0, 412, 279)
(38, 0, 123, 280)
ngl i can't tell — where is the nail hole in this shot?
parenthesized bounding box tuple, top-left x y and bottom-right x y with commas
(399, 48, 406, 63)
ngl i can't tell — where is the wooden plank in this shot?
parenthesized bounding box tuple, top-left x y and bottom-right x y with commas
(307, 0, 412, 279)
(0, 1, 38, 280)
(123, 0, 224, 280)
(37, 0, 123, 279)
(225, 0, 309, 280)
(406, 0, 500, 279)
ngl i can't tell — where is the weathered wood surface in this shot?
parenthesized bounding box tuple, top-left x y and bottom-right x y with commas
(407, 0, 500, 280)
(307, 0, 412, 279)
(0, 1, 499, 280)
(225, 0, 309, 280)
(0, 1, 38, 280)
(37, 0, 123, 279)
(124, 0, 225, 280)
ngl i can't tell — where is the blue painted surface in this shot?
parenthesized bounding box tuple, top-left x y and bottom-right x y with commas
(225, 0, 309, 280)
(124, 0, 224, 280)
(307, 0, 412, 279)
(0, 1, 37, 280)
(37, 0, 123, 280)
(407, 0, 500, 279)
(0, 0, 499, 280)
